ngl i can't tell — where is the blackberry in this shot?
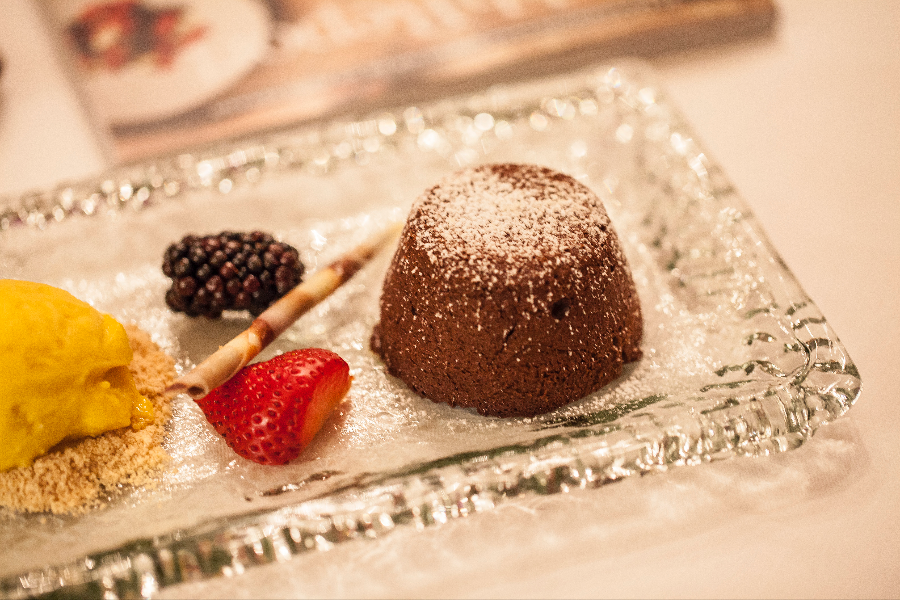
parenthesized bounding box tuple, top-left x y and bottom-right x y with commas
(162, 231, 304, 318)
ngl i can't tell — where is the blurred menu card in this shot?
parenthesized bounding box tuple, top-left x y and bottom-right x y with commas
(42, 0, 774, 163)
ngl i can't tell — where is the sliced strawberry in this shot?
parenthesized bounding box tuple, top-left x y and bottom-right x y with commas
(195, 348, 351, 465)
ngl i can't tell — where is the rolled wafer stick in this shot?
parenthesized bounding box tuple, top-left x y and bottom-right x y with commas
(167, 222, 403, 399)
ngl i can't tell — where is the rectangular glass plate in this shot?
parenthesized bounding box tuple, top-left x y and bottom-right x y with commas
(0, 62, 860, 599)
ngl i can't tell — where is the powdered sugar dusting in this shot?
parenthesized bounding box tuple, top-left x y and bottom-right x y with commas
(409, 164, 611, 286)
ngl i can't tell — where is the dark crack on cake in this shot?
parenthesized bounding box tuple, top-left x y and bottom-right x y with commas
(371, 163, 643, 417)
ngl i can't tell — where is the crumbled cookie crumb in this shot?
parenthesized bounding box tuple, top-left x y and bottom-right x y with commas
(0, 325, 176, 514)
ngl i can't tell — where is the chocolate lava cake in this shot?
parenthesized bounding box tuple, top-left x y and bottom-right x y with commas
(371, 163, 643, 417)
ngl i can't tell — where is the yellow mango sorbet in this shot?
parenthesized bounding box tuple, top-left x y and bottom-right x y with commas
(0, 280, 153, 472)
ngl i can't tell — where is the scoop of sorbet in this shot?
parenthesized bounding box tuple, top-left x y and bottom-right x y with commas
(0, 280, 153, 472)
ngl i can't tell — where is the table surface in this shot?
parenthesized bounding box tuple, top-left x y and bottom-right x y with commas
(1, 1, 898, 598)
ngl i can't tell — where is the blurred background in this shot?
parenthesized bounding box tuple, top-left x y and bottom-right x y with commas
(2, 0, 777, 187)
